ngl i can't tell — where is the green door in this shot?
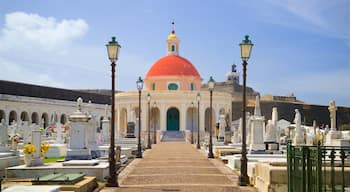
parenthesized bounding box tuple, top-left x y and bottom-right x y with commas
(167, 108, 179, 131)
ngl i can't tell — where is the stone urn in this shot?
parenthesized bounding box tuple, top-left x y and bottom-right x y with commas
(24, 154, 33, 166)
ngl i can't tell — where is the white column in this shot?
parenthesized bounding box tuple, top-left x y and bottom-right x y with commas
(215, 104, 220, 123)
(127, 105, 131, 122)
(116, 108, 120, 138)
(200, 105, 205, 131)
(180, 104, 186, 131)
(160, 104, 166, 131)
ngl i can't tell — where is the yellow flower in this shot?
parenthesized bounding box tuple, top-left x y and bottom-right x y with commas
(23, 143, 36, 154)
(40, 142, 50, 154)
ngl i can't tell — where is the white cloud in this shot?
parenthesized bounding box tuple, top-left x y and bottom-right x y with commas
(0, 12, 88, 53)
(0, 57, 64, 87)
(268, 0, 350, 40)
(0, 12, 90, 88)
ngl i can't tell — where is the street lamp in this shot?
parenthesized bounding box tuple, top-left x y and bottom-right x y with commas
(153, 101, 157, 144)
(147, 93, 151, 149)
(208, 76, 215, 158)
(136, 76, 144, 158)
(191, 101, 194, 144)
(106, 36, 121, 187)
(196, 92, 201, 149)
(239, 35, 253, 186)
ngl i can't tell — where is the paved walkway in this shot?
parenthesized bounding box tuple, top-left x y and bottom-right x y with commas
(102, 142, 256, 192)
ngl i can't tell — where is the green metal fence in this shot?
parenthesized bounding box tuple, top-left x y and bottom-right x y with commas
(287, 143, 350, 192)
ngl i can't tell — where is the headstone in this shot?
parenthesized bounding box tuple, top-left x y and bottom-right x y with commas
(31, 130, 43, 166)
(0, 119, 9, 151)
(55, 122, 64, 144)
(66, 97, 92, 160)
(264, 107, 278, 143)
(101, 104, 110, 143)
(231, 118, 241, 143)
(293, 109, 304, 145)
(22, 121, 31, 144)
(126, 122, 136, 138)
(87, 118, 100, 158)
(101, 118, 110, 143)
(249, 96, 265, 151)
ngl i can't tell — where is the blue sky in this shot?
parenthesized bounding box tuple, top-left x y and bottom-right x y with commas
(0, 0, 349, 106)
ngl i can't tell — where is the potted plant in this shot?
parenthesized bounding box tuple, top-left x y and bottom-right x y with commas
(40, 142, 50, 160)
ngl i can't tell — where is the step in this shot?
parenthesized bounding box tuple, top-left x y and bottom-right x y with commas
(129, 167, 222, 175)
(121, 175, 233, 185)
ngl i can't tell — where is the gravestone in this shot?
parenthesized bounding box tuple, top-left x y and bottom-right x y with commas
(66, 97, 92, 160)
(126, 122, 136, 138)
(293, 109, 304, 145)
(264, 107, 278, 143)
(55, 122, 64, 144)
(0, 119, 9, 151)
(87, 118, 100, 158)
(31, 130, 43, 166)
(249, 96, 265, 151)
(231, 118, 241, 143)
(22, 121, 31, 144)
(101, 118, 110, 143)
(101, 104, 110, 143)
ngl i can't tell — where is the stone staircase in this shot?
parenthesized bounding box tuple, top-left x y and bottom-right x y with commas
(161, 131, 185, 142)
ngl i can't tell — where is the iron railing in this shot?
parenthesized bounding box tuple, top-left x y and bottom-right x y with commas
(288, 143, 350, 192)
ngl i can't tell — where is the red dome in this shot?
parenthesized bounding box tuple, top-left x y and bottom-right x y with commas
(146, 55, 201, 78)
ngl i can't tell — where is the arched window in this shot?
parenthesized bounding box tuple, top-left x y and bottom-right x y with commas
(152, 83, 155, 90)
(168, 83, 178, 90)
(171, 45, 175, 52)
(190, 83, 195, 91)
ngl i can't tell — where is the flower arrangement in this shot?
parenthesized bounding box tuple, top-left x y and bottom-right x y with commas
(39, 127, 45, 132)
(11, 134, 20, 143)
(40, 142, 50, 157)
(49, 125, 56, 133)
(61, 124, 69, 131)
(23, 143, 36, 155)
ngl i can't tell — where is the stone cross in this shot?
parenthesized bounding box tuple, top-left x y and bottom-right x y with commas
(328, 100, 337, 129)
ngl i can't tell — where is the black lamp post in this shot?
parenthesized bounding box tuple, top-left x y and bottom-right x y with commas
(191, 101, 194, 144)
(208, 76, 215, 158)
(136, 76, 144, 158)
(105, 36, 121, 187)
(196, 92, 201, 149)
(147, 93, 151, 149)
(153, 101, 157, 144)
(239, 35, 253, 186)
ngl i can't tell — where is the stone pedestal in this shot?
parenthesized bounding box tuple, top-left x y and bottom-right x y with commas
(249, 116, 266, 151)
(66, 98, 92, 160)
(87, 119, 99, 158)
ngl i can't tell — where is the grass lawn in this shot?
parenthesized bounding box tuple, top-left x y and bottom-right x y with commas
(43, 157, 65, 163)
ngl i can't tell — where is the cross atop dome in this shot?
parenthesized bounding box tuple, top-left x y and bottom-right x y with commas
(167, 21, 180, 55)
(171, 20, 175, 34)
